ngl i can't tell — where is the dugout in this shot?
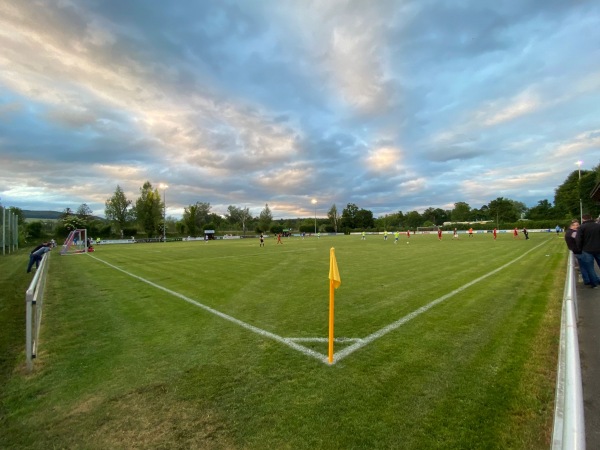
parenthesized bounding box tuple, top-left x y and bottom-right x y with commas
(204, 230, 216, 240)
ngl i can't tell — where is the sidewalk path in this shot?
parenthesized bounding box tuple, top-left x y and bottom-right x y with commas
(576, 266, 600, 449)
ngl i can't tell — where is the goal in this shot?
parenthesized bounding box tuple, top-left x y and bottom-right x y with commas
(60, 229, 88, 255)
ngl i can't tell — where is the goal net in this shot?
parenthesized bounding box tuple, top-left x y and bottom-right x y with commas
(61, 229, 88, 255)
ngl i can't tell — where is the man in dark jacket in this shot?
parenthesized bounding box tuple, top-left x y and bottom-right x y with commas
(565, 219, 594, 285)
(575, 214, 600, 288)
(26, 243, 51, 273)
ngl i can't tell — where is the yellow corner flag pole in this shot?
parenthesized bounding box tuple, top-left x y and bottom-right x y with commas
(328, 247, 341, 364)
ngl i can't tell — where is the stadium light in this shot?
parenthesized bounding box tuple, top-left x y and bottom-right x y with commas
(160, 183, 168, 242)
(311, 198, 317, 234)
(576, 161, 583, 223)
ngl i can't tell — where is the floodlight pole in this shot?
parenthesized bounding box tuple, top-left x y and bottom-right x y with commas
(160, 183, 168, 242)
(311, 198, 317, 234)
(576, 161, 583, 223)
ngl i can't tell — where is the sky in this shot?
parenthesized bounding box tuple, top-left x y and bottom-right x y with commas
(1, 0, 599, 220)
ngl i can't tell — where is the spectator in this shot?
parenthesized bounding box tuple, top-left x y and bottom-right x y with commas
(575, 214, 600, 289)
(27, 243, 52, 273)
(565, 219, 595, 286)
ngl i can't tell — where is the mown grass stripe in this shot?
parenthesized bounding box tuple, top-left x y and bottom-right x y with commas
(88, 254, 328, 362)
(88, 238, 550, 366)
(333, 239, 551, 363)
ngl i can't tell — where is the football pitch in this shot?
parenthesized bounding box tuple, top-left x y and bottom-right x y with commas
(2, 232, 566, 448)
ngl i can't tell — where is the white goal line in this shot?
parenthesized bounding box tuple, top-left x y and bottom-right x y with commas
(88, 239, 549, 365)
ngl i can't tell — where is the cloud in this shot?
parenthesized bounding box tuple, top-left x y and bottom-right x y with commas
(554, 129, 600, 159)
(366, 146, 402, 171)
(1, 0, 599, 218)
(475, 90, 541, 126)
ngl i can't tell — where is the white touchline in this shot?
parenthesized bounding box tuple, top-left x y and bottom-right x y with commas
(89, 239, 549, 366)
(288, 337, 364, 343)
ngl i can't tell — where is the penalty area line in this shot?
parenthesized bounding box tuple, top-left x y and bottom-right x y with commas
(87, 254, 328, 364)
(287, 337, 363, 343)
(331, 239, 551, 364)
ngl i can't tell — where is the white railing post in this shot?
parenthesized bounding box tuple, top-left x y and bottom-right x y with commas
(25, 252, 50, 371)
(2, 206, 5, 255)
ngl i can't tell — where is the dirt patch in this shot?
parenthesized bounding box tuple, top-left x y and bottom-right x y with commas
(58, 383, 236, 449)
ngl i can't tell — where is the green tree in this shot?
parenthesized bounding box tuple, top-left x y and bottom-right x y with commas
(327, 204, 340, 232)
(226, 205, 251, 232)
(240, 207, 252, 234)
(226, 205, 242, 226)
(355, 209, 374, 229)
(195, 202, 211, 229)
(258, 203, 273, 232)
(8, 207, 25, 225)
(526, 199, 556, 220)
(405, 211, 422, 229)
(510, 200, 527, 219)
(270, 224, 284, 234)
(341, 203, 359, 229)
(26, 221, 44, 239)
(77, 203, 93, 221)
(183, 204, 201, 236)
(422, 207, 449, 225)
(470, 207, 488, 222)
(105, 185, 134, 233)
(375, 214, 391, 230)
(207, 213, 223, 229)
(555, 166, 600, 218)
(451, 202, 471, 222)
(61, 208, 74, 219)
(395, 211, 406, 228)
(134, 181, 162, 237)
(555, 171, 583, 218)
(488, 197, 519, 223)
(379, 211, 405, 229)
(61, 215, 87, 233)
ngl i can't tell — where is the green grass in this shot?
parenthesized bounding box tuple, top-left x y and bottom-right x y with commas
(0, 233, 565, 449)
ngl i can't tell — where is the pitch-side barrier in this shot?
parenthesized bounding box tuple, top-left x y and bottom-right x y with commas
(25, 252, 50, 371)
(552, 251, 585, 449)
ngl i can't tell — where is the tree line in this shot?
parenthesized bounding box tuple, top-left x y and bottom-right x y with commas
(13, 161, 600, 241)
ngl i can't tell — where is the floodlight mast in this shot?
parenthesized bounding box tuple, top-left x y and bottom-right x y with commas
(576, 161, 583, 223)
(160, 183, 168, 242)
(311, 198, 317, 234)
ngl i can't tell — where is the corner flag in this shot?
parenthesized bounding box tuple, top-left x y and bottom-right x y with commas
(329, 247, 341, 289)
(328, 247, 341, 364)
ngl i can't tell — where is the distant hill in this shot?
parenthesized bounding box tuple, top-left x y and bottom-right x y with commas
(23, 210, 63, 220)
(23, 210, 106, 221)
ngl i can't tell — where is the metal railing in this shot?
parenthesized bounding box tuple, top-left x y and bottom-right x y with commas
(552, 252, 585, 449)
(1, 205, 19, 255)
(25, 252, 51, 371)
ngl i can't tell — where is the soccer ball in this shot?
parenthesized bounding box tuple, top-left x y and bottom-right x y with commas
(406, 241, 409, 244)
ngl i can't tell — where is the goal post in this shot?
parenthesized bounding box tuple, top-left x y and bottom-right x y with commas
(60, 229, 88, 255)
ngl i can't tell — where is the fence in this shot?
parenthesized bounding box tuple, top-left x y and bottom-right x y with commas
(1, 205, 19, 255)
(552, 252, 585, 449)
(25, 252, 51, 371)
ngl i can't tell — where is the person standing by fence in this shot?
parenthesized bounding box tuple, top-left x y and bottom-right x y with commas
(565, 219, 595, 286)
(576, 214, 600, 289)
(26, 243, 51, 273)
